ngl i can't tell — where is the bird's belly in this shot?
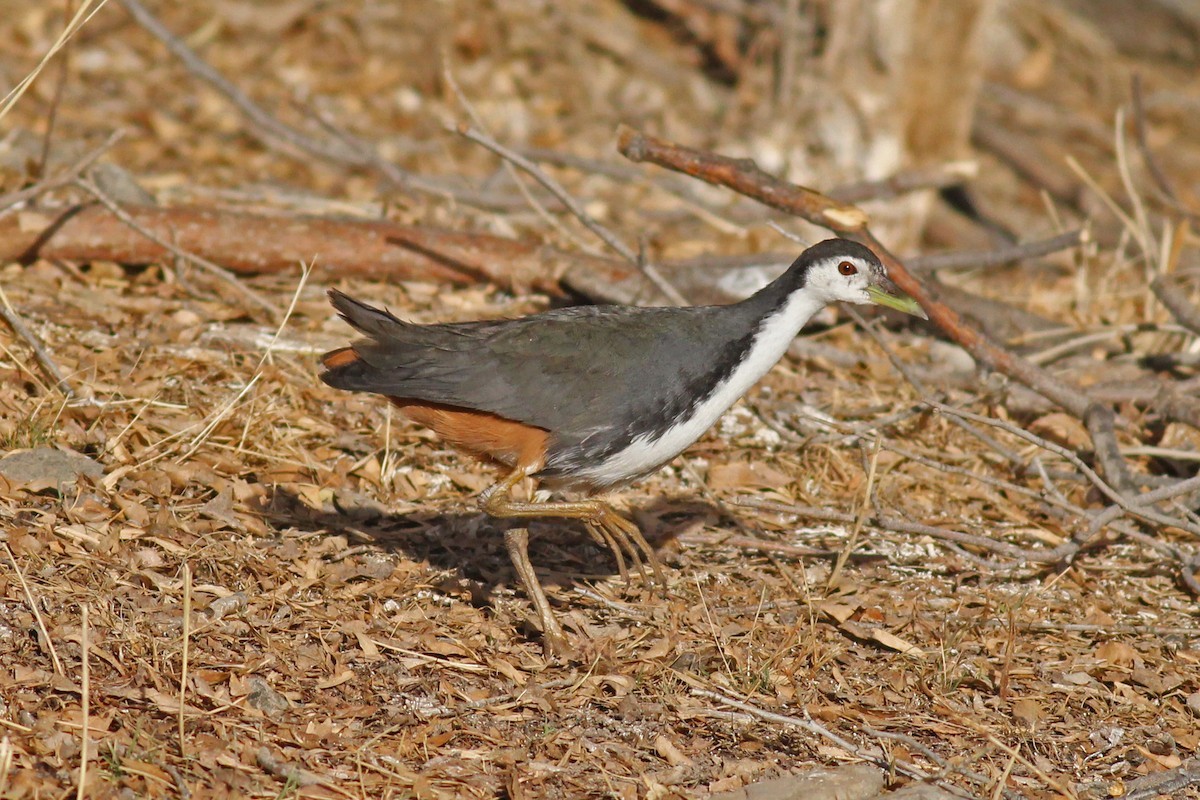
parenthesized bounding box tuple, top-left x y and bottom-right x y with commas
(565, 370, 778, 489)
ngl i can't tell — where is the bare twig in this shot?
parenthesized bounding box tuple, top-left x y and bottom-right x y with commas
(1151, 275, 1200, 337)
(1086, 473, 1200, 536)
(76, 603, 89, 800)
(930, 402, 1199, 537)
(0, 0, 108, 125)
(690, 687, 928, 780)
(907, 229, 1085, 272)
(829, 160, 978, 205)
(0, 285, 74, 398)
(35, 0, 76, 179)
(692, 687, 1012, 798)
(735, 496, 1070, 566)
(115, 0, 355, 164)
(116, 0, 517, 210)
(178, 563, 191, 759)
(1130, 74, 1196, 218)
(456, 124, 688, 305)
(4, 543, 65, 675)
(0, 129, 124, 213)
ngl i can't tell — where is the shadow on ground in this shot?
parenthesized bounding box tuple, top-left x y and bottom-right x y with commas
(260, 486, 723, 607)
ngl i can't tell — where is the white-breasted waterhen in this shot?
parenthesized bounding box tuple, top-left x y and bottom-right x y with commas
(320, 238, 925, 656)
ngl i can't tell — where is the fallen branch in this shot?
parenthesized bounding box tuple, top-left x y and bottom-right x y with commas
(615, 126, 1132, 493)
(0, 202, 637, 295)
(74, 177, 280, 320)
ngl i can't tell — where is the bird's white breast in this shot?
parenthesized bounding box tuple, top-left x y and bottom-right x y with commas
(574, 289, 824, 487)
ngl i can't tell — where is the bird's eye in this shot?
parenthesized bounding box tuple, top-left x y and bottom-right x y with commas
(838, 260, 857, 276)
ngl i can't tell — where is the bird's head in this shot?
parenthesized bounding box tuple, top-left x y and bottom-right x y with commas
(802, 239, 927, 319)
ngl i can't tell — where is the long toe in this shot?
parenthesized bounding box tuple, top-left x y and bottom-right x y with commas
(585, 521, 630, 582)
(606, 510, 665, 589)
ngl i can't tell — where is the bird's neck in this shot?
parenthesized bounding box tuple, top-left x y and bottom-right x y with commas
(738, 284, 827, 371)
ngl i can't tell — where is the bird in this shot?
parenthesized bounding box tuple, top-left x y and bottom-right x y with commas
(319, 238, 925, 656)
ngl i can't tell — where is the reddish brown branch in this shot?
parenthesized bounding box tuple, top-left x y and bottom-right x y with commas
(0, 203, 639, 296)
(617, 126, 1132, 490)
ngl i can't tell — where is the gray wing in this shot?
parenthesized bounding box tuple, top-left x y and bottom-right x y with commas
(321, 289, 759, 440)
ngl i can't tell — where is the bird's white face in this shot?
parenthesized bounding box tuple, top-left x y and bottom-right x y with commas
(806, 253, 926, 317)
(805, 254, 880, 305)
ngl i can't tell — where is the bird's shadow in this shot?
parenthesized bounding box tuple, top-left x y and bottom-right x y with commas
(261, 486, 723, 605)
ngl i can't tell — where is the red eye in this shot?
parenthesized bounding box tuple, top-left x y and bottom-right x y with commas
(838, 260, 857, 276)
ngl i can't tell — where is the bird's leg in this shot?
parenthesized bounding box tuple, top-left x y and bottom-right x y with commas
(481, 468, 665, 589)
(502, 527, 572, 659)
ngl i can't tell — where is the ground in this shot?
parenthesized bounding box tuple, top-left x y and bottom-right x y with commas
(1, 2, 1199, 799)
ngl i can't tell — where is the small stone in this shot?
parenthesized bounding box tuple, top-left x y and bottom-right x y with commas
(1145, 730, 1175, 756)
(0, 448, 103, 490)
(246, 676, 291, 715)
(171, 308, 203, 327)
(1187, 691, 1200, 717)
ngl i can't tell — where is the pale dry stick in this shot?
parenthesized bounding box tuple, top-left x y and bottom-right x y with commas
(0, 737, 14, 796)
(256, 747, 356, 798)
(947, 714, 1078, 800)
(1022, 621, 1200, 637)
(442, 63, 589, 253)
(859, 724, 1005, 800)
(182, 261, 311, 458)
(1112, 107, 1159, 271)
(1151, 274, 1200, 337)
(1028, 455, 1076, 513)
(455, 124, 689, 306)
(301, 101, 521, 212)
(0, 129, 124, 213)
(3, 543, 65, 675)
(1120, 445, 1200, 462)
(858, 431, 1087, 526)
(0, 284, 74, 398)
(991, 751, 1019, 800)
(179, 562, 191, 760)
(572, 586, 649, 618)
(36, 0, 75, 179)
(0, 0, 108, 123)
(114, 0, 353, 164)
(830, 160, 979, 205)
(118, 0, 516, 210)
(931, 402, 1200, 537)
(828, 436, 881, 590)
(1125, 760, 1200, 800)
(1086, 473, 1200, 536)
(76, 603, 89, 800)
(694, 575, 737, 682)
(74, 176, 280, 320)
(1131, 74, 1198, 219)
(1026, 325, 1169, 367)
(907, 229, 1085, 272)
(691, 690, 960, 786)
(843, 306, 1023, 465)
(1065, 153, 1149, 265)
(0, 339, 50, 397)
(736, 496, 1056, 567)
